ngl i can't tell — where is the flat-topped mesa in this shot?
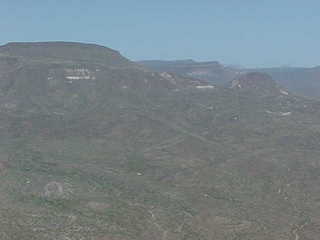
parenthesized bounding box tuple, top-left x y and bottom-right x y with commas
(231, 72, 280, 94)
(0, 42, 185, 115)
(0, 42, 131, 66)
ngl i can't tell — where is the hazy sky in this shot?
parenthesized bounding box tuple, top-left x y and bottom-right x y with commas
(1, 0, 319, 67)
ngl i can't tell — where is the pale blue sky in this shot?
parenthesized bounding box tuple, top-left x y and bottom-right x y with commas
(1, 0, 319, 67)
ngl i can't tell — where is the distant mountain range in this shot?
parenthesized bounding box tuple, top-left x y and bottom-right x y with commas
(1, 42, 320, 240)
(139, 60, 320, 98)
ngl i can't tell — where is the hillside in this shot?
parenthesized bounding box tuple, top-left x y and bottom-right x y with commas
(140, 60, 320, 99)
(138, 60, 238, 85)
(251, 66, 320, 98)
(1, 42, 320, 240)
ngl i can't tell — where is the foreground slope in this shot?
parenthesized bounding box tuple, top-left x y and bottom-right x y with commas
(1, 43, 320, 240)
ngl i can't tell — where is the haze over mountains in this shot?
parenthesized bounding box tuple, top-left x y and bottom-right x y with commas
(140, 59, 320, 98)
(1, 42, 320, 240)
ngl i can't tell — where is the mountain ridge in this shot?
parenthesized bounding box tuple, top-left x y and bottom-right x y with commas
(0, 41, 132, 68)
(140, 59, 320, 98)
